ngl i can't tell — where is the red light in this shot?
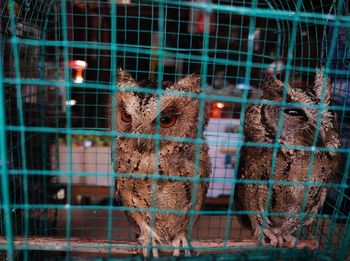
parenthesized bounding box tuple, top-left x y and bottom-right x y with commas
(68, 60, 87, 83)
(69, 60, 87, 69)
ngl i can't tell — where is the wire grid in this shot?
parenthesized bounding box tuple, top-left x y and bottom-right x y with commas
(1, 0, 350, 260)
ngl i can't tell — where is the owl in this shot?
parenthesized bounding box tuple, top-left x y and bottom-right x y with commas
(114, 69, 211, 257)
(235, 68, 340, 247)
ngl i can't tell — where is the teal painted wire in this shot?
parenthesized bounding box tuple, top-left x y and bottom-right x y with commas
(173, 1, 182, 80)
(223, 0, 258, 249)
(3, 44, 350, 80)
(331, 152, 350, 258)
(5, 202, 346, 220)
(39, 0, 56, 238)
(259, 0, 302, 245)
(7, 169, 347, 190)
(222, 9, 247, 240)
(266, 1, 282, 70)
(5, 77, 350, 110)
(1, 0, 349, 258)
(144, 1, 166, 255)
(108, 0, 118, 257)
(136, 2, 141, 77)
(95, 4, 103, 129)
(83, 2, 88, 128)
(339, 218, 350, 258)
(149, 1, 156, 75)
(187, 2, 195, 76)
(8, 1, 30, 258)
(6, 125, 350, 155)
(296, 9, 342, 252)
(210, 3, 220, 87)
(212, 1, 238, 221)
(0, 11, 14, 261)
(323, 2, 350, 247)
(187, 0, 212, 246)
(152, 0, 350, 25)
(222, 0, 234, 91)
(59, 0, 73, 258)
(313, 2, 335, 242)
(294, 0, 345, 247)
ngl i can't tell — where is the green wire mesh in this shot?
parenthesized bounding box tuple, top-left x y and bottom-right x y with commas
(1, 0, 350, 260)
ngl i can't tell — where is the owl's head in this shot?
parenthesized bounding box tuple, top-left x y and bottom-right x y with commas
(115, 68, 208, 153)
(250, 68, 337, 147)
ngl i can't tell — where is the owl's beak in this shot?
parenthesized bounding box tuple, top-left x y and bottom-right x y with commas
(137, 138, 142, 148)
(137, 138, 147, 152)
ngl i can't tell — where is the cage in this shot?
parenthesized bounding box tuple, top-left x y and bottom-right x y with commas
(0, 0, 349, 260)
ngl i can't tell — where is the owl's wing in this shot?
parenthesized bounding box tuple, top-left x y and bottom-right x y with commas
(234, 147, 254, 230)
(192, 144, 211, 216)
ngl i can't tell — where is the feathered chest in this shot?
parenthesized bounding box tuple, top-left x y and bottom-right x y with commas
(115, 139, 197, 177)
(239, 147, 339, 184)
(114, 140, 202, 212)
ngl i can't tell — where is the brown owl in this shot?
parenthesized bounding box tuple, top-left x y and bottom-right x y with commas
(114, 69, 211, 257)
(235, 68, 340, 247)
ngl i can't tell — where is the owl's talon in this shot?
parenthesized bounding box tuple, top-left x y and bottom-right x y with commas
(173, 250, 180, 257)
(142, 248, 149, 258)
(172, 237, 181, 256)
(171, 235, 191, 256)
(181, 235, 191, 256)
(283, 235, 297, 247)
(269, 237, 278, 247)
(152, 239, 159, 258)
(256, 228, 284, 247)
(152, 247, 159, 258)
(277, 235, 284, 248)
(142, 245, 159, 258)
(271, 233, 283, 248)
(258, 228, 297, 248)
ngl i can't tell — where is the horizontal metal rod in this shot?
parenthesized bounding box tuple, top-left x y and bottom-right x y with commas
(0, 236, 318, 254)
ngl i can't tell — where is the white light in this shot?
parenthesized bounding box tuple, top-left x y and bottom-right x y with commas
(75, 60, 87, 68)
(84, 140, 93, 148)
(267, 60, 284, 74)
(216, 102, 225, 109)
(73, 76, 84, 83)
(66, 99, 77, 106)
(57, 189, 65, 200)
(236, 83, 251, 90)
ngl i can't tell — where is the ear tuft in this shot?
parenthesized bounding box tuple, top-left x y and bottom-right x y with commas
(117, 68, 138, 88)
(170, 74, 201, 93)
(259, 72, 285, 97)
(314, 67, 331, 105)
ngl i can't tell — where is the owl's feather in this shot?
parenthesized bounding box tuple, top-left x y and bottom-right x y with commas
(114, 69, 211, 256)
(235, 68, 340, 246)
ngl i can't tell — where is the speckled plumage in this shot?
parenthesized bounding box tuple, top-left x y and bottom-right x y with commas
(114, 69, 211, 257)
(235, 68, 340, 247)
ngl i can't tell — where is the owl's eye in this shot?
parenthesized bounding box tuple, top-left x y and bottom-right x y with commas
(284, 108, 305, 117)
(160, 115, 177, 128)
(121, 109, 132, 122)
